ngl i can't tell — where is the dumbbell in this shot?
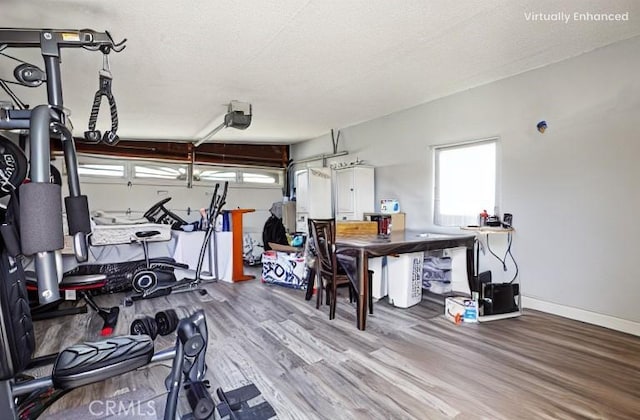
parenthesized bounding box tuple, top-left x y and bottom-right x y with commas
(130, 316, 158, 340)
(130, 309, 180, 339)
(155, 309, 180, 337)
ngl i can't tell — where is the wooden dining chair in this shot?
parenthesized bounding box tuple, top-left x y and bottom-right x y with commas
(307, 218, 355, 320)
(308, 219, 373, 319)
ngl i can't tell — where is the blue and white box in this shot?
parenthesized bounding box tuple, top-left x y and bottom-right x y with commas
(445, 297, 478, 323)
(380, 199, 400, 214)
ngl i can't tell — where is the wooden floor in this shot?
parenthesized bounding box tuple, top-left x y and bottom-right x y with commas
(33, 267, 640, 419)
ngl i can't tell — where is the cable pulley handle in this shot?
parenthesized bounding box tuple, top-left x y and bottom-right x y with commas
(84, 54, 119, 145)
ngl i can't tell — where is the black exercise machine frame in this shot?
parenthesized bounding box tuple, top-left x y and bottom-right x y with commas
(0, 28, 128, 303)
(0, 28, 216, 420)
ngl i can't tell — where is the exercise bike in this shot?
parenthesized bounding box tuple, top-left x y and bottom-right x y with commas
(125, 182, 229, 305)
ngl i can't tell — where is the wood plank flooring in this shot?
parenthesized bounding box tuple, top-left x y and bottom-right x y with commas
(32, 267, 640, 419)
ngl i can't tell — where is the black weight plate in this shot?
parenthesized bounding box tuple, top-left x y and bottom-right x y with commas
(155, 309, 179, 336)
(0, 136, 28, 197)
(130, 316, 158, 340)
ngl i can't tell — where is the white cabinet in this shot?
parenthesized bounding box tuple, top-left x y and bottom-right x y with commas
(295, 167, 332, 233)
(334, 166, 374, 221)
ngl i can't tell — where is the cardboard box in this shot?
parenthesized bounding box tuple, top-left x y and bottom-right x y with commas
(261, 251, 307, 289)
(390, 213, 405, 231)
(336, 221, 378, 235)
(269, 243, 303, 253)
(445, 297, 478, 324)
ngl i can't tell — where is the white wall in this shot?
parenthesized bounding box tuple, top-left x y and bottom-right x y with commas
(292, 36, 640, 333)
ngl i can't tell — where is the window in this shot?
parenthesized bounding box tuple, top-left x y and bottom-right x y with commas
(67, 155, 284, 187)
(242, 170, 279, 184)
(433, 138, 498, 226)
(134, 164, 188, 180)
(193, 167, 237, 183)
(77, 163, 125, 178)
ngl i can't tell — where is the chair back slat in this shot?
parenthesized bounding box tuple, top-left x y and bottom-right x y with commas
(308, 218, 336, 278)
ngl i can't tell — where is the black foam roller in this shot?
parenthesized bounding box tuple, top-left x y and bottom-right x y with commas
(19, 182, 64, 255)
(65, 195, 91, 235)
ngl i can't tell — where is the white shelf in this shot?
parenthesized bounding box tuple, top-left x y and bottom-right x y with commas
(460, 226, 514, 234)
(478, 310, 522, 322)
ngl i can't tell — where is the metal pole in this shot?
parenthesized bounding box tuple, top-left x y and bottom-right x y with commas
(0, 380, 17, 420)
(30, 105, 61, 304)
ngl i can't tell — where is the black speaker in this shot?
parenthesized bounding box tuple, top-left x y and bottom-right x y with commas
(483, 283, 519, 315)
(472, 270, 492, 292)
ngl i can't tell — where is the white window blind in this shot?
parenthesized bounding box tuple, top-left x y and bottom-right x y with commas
(434, 139, 497, 226)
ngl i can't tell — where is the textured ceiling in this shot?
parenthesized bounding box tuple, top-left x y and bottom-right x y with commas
(1, 0, 639, 144)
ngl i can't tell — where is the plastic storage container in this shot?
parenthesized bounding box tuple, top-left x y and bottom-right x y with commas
(422, 255, 452, 294)
(387, 252, 424, 308)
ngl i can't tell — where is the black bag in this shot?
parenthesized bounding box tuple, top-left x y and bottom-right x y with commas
(262, 215, 288, 251)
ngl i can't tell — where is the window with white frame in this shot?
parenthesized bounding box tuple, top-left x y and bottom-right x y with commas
(76, 162, 125, 178)
(70, 155, 283, 186)
(134, 163, 188, 180)
(433, 138, 498, 226)
(192, 166, 238, 183)
(242, 170, 280, 184)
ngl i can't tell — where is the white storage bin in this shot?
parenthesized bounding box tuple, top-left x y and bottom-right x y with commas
(369, 257, 387, 300)
(387, 252, 424, 308)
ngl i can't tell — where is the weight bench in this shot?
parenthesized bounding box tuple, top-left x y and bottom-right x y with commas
(26, 272, 119, 336)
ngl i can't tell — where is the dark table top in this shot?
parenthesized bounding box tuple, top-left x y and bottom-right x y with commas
(336, 229, 475, 258)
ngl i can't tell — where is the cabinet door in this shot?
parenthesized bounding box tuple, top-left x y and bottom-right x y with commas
(335, 169, 355, 214)
(353, 167, 375, 216)
(307, 168, 333, 218)
(295, 170, 309, 213)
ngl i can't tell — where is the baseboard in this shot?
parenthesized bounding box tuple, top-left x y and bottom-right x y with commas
(522, 296, 640, 337)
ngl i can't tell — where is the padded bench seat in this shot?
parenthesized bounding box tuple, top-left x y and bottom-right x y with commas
(52, 335, 153, 390)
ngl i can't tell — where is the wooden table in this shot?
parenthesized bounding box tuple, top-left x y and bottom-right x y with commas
(336, 230, 476, 330)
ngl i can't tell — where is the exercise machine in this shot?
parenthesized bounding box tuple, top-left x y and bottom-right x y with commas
(126, 182, 229, 305)
(1, 27, 276, 420)
(0, 139, 120, 335)
(0, 28, 127, 304)
(0, 28, 218, 419)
